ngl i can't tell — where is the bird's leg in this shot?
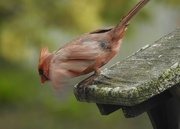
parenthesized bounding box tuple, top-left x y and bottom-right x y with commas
(76, 68, 100, 92)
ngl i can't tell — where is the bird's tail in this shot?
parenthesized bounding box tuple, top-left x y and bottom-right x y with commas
(112, 0, 150, 39)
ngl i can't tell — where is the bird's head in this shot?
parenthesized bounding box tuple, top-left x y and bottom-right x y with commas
(38, 46, 51, 83)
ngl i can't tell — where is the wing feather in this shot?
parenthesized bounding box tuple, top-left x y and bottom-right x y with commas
(49, 41, 102, 89)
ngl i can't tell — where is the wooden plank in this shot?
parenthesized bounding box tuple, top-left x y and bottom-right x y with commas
(74, 27, 180, 106)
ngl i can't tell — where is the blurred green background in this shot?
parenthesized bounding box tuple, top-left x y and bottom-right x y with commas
(0, 0, 179, 129)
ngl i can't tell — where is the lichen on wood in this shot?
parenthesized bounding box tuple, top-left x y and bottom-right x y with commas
(74, 27, 180, 106)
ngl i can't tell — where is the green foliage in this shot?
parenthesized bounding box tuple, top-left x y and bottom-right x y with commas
(0, 62, 38, 104)
(157, 0, 180, 7)
(0, 0, 152, 63)
(2, 0, 179, 63)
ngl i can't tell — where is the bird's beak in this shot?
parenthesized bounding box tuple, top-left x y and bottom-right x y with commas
(40, 75, 46, 83)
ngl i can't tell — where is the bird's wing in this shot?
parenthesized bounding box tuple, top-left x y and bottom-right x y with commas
(89, 27, 113, 34)
(50, 41, 102, 89)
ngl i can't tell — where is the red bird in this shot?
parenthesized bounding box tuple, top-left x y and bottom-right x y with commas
(38, 0, 150, 90)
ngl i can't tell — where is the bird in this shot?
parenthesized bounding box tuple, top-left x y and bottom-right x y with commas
(38, 0, 150, 91)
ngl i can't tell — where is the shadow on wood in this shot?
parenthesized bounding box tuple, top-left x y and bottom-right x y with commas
(147, 86, 180, 129)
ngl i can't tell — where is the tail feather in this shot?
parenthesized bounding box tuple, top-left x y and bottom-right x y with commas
(112, 0, 150, 38)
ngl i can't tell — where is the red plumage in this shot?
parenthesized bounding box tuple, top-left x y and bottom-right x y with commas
(38, 0, 150, 89)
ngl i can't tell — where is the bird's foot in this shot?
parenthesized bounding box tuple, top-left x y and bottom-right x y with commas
(76, 74, 98, 94)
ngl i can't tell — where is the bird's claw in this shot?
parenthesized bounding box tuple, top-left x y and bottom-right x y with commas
(74, 80, 90, 101)
(76, 80, 89, 94)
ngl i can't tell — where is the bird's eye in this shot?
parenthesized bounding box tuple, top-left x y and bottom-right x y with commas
(38, 68, 44, 75)
(38, 68, 49, 80)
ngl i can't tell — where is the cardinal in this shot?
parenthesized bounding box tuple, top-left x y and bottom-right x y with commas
(38, 0, 150, 90)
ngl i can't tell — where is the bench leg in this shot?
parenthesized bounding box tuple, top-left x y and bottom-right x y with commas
(147, 96, 180, 129)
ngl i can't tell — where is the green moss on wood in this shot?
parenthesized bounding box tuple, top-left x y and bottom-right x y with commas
(74, 27, 180, 106)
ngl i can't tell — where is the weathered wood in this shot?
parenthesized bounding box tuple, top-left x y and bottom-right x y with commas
(74, 27, 180, 107)
(122, 90, 172, 118)
(147, 87, 180, 129)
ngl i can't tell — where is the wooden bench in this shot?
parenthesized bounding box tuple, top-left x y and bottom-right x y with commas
(74, 27, 180, 129)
